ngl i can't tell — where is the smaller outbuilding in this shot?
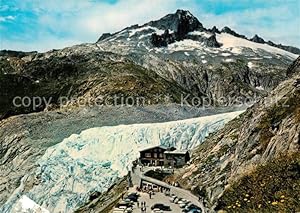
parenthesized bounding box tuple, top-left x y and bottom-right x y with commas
(164, 150, 190, 168)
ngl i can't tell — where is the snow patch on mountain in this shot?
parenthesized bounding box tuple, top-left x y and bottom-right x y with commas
(221, 52, 231, 57)
(248, 61, 256, 69)
(188, 31, 212, 38)
(217, 33, 298, 59)
(167, 39, 202, 52)
(256, 86, 264, 90)
(224, 58, 234, 62)
(129, 26, 165, 37)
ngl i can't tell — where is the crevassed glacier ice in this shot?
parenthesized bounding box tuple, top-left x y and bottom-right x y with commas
(11, 195, 49, 213)
(2, 110, 243, 213)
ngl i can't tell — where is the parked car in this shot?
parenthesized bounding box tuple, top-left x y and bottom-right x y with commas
(151, 203, 171, 211)
(174, 197, 182, 204)
(188, 209, 201, 213)
(125, 207, 133, 213)
(126, 192, 139, 202)
(152, 208, 163, 213)
(169, 195, 177, 203)
(112, 207, 125, 213)
(182, 204, 202, 213)
(117, 201, 132, 208)
(178, 201, 187, 208)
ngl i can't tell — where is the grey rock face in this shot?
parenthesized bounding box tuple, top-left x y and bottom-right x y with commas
(150, 29, 176, 47)
(148, 9, 204, 36)
(97, 33, 112, 42)
(287, 56, 300, 76)
(149, 10, 204, 47)
(185, 33, 220, 47)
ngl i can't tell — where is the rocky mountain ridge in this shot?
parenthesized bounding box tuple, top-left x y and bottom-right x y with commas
(94, 10, 299, 129)
(98, 9, 300, 54)
(1, 10, 299, 120)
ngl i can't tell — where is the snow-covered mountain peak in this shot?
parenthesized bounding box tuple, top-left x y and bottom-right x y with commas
(96, 9, 299, 58)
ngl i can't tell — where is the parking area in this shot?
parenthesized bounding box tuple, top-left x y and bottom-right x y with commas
(131, 190, 182, 213)
(112, 188, 201, 213)
(112, 166, 203, 213)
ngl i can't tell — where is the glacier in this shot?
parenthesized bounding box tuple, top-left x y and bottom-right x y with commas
(1, 110, 243, 213)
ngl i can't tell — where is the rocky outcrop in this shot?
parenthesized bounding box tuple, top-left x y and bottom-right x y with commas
(148, 9, 203, 37)
(247, 36, 300, 55)
(250, 34, 265, 43)
(208, 26, 220, 34)
(267, 41, 300, 55)
(172, 58, 300, 212)
(287, 56, 300, 76)
(186, 33, 220, 47)
(149, 10, 205, 47)
(97, 33, 112, 42)
(150, 29, 176, 47)
(221, 26, 247, 39)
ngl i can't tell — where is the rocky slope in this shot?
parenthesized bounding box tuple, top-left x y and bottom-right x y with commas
(0, 51, 189, 119)
(1, 10, 299, 120)
(96, 10, 298, 105)
(171, 57, 300, 212)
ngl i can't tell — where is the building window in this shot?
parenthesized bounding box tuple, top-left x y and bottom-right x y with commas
(159, 153, 163, 158)
(153, 153, 157, 158)
(145, 153, 151, 158)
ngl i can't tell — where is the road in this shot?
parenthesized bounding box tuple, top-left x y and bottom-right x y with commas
(129, 166, 205, 213)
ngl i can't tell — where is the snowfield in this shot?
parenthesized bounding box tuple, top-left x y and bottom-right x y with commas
(129, 26, 165, 37)
(1, 111, 243, 213)
(97, 27, 298, 63)
(216, 33, 298, 59)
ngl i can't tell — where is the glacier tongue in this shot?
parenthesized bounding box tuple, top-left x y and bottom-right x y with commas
(2, 110, 243, 213)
